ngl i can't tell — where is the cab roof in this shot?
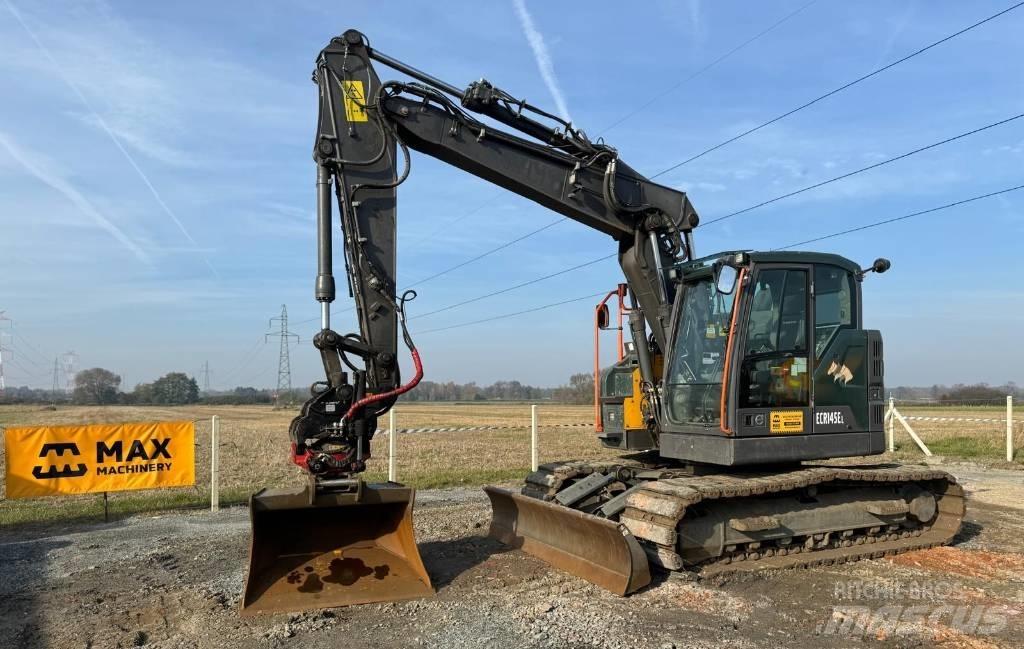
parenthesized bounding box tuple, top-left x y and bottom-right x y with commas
(674, 250, 862, 275)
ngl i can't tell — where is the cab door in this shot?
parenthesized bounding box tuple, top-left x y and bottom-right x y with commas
(811, 264, 865, 433)
(733, 265, 812, 436)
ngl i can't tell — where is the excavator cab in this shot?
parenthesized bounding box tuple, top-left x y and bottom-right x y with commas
(599, 250, 891, 466)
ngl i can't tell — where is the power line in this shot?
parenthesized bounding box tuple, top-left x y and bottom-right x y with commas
(6, 354, 48, 382)
(405, 217, 566, 288)
(219, 344, 268, 388)
(270, 6, 1021, 342)
(291, 307, 354, 328)
(414, 185, 1024, 335)
(704, 112, 1024, 226)
(12, 330, 48, 366)
(649, 1, 1024, 180)
(600, 0, 821, 135)
(402, 192, 504, 253)
(218, 337, 264, 386)
(404, 4, 819, 256)
(414, 291, 607, 335)
(235, 365, 276, 391)
(411, 254, 616, 320)
(408, 115, 1024, 320)
(402, 4, 1020, 290)
(773, 183, 1024, 250)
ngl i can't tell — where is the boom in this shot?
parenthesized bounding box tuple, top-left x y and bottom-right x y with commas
(292, 29, 698, 476)
(241, 29, 965, 615)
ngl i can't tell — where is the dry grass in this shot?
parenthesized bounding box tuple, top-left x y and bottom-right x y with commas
(1, 402, 1018, 525)
(891, 406, 1023, 461)
(0, 402, 614, 524)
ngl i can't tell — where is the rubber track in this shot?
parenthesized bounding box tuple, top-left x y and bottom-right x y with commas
(521, 461, 966, 576)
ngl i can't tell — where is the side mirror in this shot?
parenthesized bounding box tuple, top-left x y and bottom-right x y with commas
(714, 263, 738, 295)
(596, 304, 611, 330)
(858, 257, 891, 279)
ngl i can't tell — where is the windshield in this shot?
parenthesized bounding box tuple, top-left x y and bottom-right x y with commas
(665, 277, 737, 426)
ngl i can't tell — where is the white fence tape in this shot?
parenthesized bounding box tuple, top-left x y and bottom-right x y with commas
(901, 416, 1019, 424)
(380, 422, 590, 435)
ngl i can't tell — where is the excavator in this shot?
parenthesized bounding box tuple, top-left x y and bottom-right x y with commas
(240, 30, 966, 614)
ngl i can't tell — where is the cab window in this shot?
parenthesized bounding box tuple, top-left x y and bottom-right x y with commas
(744, 269, 807, 356)
(664, 276, 738, 425)
(814, 265, 854, 357)
(739, 269, 809, 409)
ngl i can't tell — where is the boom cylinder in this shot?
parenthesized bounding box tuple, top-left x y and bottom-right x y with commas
(315, 164, 335, 330)
(628, 311, 656, 387)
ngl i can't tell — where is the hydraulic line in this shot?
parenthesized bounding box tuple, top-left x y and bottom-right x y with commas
(341, 290, 423, 422)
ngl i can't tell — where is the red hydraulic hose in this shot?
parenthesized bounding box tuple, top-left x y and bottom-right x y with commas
(341, 347, 423, 422)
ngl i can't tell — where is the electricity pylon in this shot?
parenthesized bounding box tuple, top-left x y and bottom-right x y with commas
(266, 305, 299, 409)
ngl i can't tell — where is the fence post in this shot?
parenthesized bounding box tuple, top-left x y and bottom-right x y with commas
(210, 415, 220, 513)
(893, 408, 932, 457)
(531, 404, 538, 472)
(1008, 395, 1014, 462)
(388, 408, 397, 482)
(886, 394, 895, 453)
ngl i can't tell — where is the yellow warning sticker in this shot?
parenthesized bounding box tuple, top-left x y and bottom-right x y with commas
(342, 80, 369, 122)
(769, 410, 804, 434)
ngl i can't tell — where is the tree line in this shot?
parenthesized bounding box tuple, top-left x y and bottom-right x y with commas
(0, 368, 596, 406)
(888, 382, 1022, 404)
(4, 369, 1019, 407)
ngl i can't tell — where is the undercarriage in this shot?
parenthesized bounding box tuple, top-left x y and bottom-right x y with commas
(505, 458, 965, 583)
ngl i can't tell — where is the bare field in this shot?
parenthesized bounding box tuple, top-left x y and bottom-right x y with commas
(1, 402, 1019, 524)
(888, 405, 1024, 461)
(1, 472, 1023, 649)
(0, 403, 617, 523)
(2, 404, 1024, 648)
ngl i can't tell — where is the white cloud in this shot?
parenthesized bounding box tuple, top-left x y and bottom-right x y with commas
(0, 132, 150, 263)
(3, 0, 216, 276)
(511, 0, 572, 123)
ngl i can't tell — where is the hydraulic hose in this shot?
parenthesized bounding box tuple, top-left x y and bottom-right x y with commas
(341, 290, 423, 421)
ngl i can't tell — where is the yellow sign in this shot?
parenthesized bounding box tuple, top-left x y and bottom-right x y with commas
(4, 421, 195, 499)
(342, 80, 369, 122)
(769, 411, 804, 435)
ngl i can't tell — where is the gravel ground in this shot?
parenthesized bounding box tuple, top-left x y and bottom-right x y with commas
(2, 466, 1023, 649)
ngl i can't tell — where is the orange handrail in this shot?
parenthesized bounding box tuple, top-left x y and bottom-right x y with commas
(593, 284, 629, 431)
(719, 269, 746, 435)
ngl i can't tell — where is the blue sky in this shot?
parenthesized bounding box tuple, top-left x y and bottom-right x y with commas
(0, 0, 1022, 391)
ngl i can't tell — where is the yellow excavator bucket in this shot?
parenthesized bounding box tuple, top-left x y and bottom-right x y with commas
(484, 486, 651, 595)
(241, 483, 434, 615)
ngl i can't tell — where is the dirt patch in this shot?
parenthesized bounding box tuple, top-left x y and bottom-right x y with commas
(1, 483, 1023, 649)
(931, 625, 1007, 649)
(888, 546, 1024, 581)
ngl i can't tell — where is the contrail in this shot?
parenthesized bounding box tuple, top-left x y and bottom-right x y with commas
(0, 133, 151, 263)
(511, 0, 573, 124)
(4, 0, 218, 277)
